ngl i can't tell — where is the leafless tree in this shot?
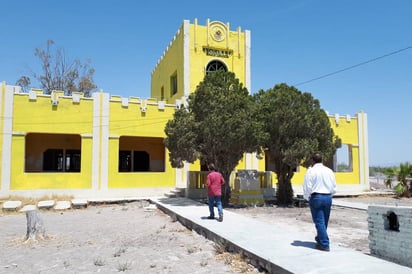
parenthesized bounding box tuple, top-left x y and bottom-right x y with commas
(16, 40, 97, 97)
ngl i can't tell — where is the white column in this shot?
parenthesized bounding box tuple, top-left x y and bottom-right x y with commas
(1, 84, 17, 192)
(183, 20, 190, 98)
(358, 111, 369, 189)
(100, 93, 110, 190)
(245, 153, 252, 169)
(92, 92, 110, 191)
(245, 29, 251, 94)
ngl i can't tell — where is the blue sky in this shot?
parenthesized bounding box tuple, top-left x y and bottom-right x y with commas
(1, 0, 411, 166)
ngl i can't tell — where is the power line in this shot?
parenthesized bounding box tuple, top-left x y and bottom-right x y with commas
(294, 46, 412, 87)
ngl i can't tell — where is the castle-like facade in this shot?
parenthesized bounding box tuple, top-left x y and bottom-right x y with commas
(0, 19, 369, 199)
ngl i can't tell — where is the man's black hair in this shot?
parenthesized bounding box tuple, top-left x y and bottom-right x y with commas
(311, 153, 322, 164)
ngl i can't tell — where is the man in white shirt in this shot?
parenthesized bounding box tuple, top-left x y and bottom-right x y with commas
(303, 153, 336, 251)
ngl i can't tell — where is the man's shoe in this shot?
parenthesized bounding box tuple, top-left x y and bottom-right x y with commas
(315, 236, 320, 244)
(207, 216, 215, 220)
(316, 243, 330, 252)
(218, 214, 223, 222)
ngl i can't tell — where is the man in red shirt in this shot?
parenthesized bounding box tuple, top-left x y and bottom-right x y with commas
(206, 163, 225, 222)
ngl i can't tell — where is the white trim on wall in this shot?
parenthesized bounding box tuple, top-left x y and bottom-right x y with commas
(358, 112, 369, 189)
(100, 93, 110, 190)
(183, 20, 190, 98)
(245, 29, 251, 93)
(0, 85, 17, 192)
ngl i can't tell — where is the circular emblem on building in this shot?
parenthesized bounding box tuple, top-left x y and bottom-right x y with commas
(210, 23, 226, 42)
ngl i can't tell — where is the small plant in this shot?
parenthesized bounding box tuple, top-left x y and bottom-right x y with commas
(114, 247, 127, 257)
(214, 242, 227, 254)
(63, 260, 70, 268)
(117, 261, 132, 272)
(94, 257, 105, 266)
(187, 246, 197, 254)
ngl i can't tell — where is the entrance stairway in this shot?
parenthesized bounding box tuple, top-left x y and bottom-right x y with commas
(164, 187, 186, 198)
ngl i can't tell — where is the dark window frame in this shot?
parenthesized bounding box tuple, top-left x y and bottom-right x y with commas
(170, 72, 178, 96)
(118, 150, 150, 172)
(206, 60, 227, 74)
(42, 148, 81, 172)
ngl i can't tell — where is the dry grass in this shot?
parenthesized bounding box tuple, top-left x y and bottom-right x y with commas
(216, 252, 262, 273)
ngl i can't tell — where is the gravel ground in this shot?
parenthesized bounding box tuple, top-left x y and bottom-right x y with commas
(0, 201, 259, 274)
(1, 187, 411, 274)
(227, 194, 412, 255)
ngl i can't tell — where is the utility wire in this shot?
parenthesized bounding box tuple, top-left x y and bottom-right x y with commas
(294, 46, 412, 87)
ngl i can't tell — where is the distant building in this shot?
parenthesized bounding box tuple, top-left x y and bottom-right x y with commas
(0, 19, 368, 199)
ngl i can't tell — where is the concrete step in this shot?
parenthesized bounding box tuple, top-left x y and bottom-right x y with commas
(164, 187, 186, 198)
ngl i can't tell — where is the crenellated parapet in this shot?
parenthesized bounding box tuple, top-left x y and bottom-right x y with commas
(8, 85, 188, 112)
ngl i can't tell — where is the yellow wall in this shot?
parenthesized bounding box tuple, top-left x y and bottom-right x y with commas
(10, 94, 94, 189)
(13, 93, 94, 134)
(151, 19, 248, 103)
(188, 21, 246, 95)
(291, 115, 361, 185)
(151, 25, 185, 102)
(0, 19, 367, 196)
(107, 100, 176, 188)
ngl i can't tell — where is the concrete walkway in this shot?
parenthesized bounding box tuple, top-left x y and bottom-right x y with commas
(151, 197, 411, 274)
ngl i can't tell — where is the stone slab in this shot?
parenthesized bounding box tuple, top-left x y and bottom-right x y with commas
(54, 201, 72, 210)
(71, 199, 88, 208)
(2, 200, 22, 210)
(20, 204, 37, 212)
(37, 200, 55, 209)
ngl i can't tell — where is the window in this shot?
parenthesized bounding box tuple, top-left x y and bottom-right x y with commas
(118, 136, 165, 172)
(161, 86, 164, 100)
(65, 150, 81, 172)
(42, 149, 81, 172)
(332, 144, 353, 172)
(118, 150, 150, 172)
(119, 151, 132, 172)
(134, 151, 150, 171)
(43, 149, 64, 171)
(170, 73, 178, 96)
(206, 60, 227, 74)
(25, 133, 81, 172)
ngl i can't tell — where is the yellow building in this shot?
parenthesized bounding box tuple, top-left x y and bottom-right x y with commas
(0, 19, 369, 200)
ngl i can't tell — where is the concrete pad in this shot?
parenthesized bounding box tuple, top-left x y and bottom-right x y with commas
(152, 197, 412, 274)
(54, 201, 72, 210)
(20, 205, 37, 212)
(71, 199, 88, 208)
(37, 200, 55, 209)
(2, 200, 22, 210)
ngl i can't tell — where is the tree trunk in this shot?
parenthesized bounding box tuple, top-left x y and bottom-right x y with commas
(221, 173, 231, 206)
(25, 210, 45, 242)
(276, 175, 294, 206)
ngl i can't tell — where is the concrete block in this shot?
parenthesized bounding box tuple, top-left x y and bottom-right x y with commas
(368, 205, 412, 268)
(20, 205, 37, 212)
(2, 200, 22, 210)
(54, 201, 72, 210)
(234, 178, 260, 191)
(234, 170, 260, 191)
(37, 200, 55, 209)
(72, 199, 88, 208)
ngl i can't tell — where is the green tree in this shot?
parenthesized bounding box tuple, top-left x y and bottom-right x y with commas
(383, 162, 412, 197)
(164, 71, 263, 205)
(254, 83, 341, 206)
(16, 40, 97, 97)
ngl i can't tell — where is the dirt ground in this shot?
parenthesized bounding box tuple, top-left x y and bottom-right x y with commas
(0, 200, 255, 274)
(228, 194, 412, 255)
(1, 189, 412, 273)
